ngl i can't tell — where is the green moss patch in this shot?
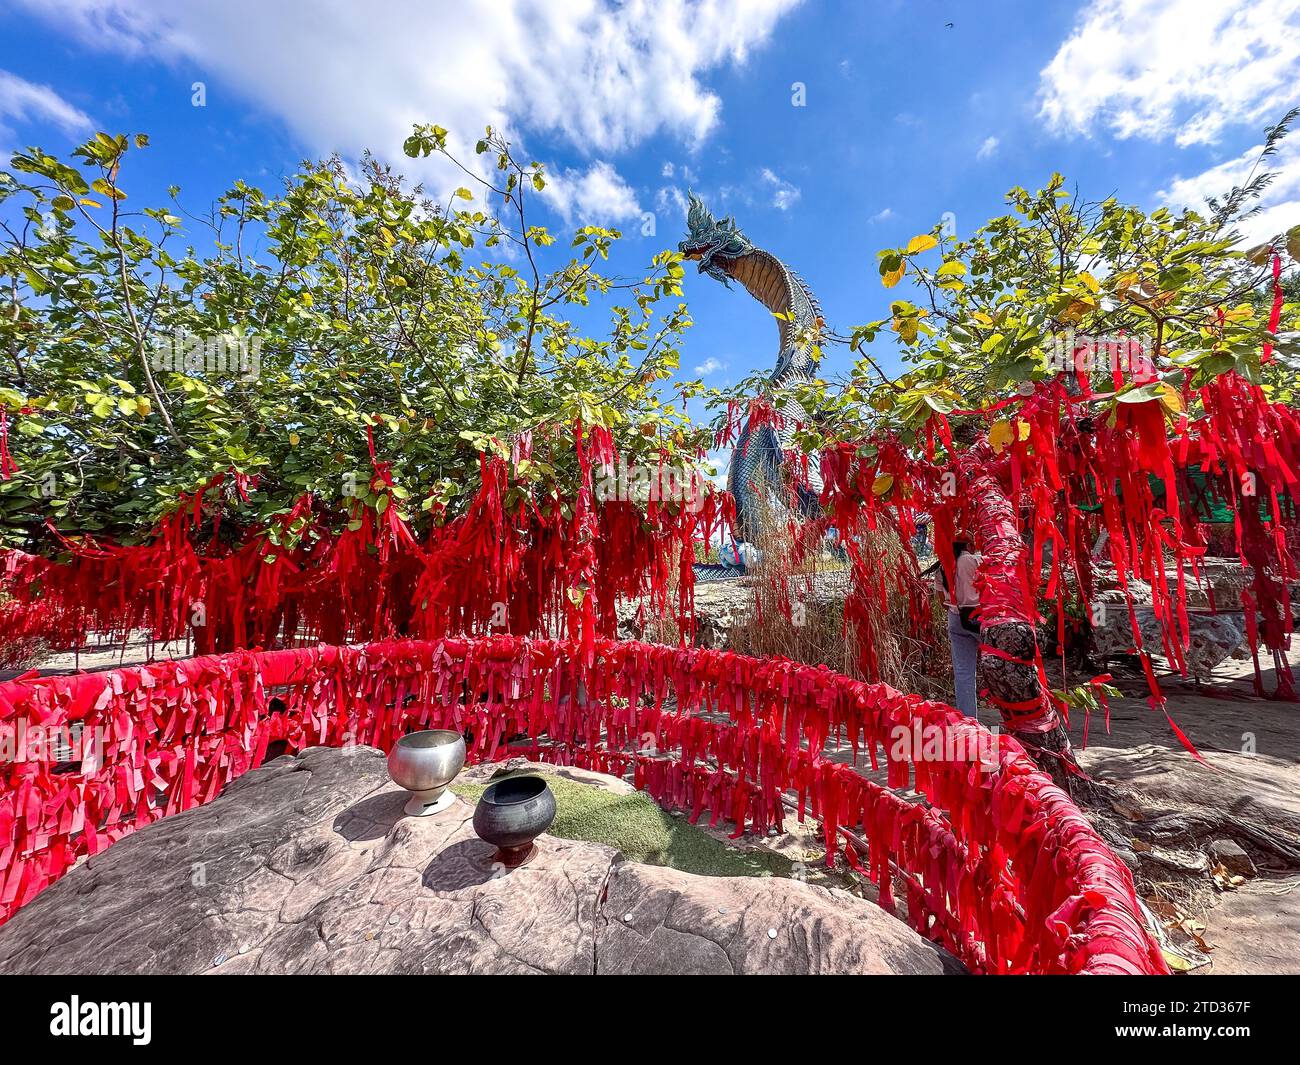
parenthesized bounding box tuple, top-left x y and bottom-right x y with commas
(452, 770, 794, 879)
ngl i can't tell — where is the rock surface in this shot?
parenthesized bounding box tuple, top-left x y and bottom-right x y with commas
(0, 746, 962, 976)
(1195, 874, 1300, 974)
(1207, 839, 1257, 879)
(598, 862, 959, 974)
(1089, 602, 1250, 678)
(1077, 736, 1300, 974)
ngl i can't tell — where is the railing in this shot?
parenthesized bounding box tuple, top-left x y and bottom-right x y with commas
(0, 636, 1166, 974)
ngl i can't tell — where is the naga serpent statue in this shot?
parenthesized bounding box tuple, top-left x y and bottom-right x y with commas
(679, 193, 825, 578)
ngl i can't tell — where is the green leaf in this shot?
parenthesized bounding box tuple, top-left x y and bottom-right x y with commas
(1116, 382, 1163, 403)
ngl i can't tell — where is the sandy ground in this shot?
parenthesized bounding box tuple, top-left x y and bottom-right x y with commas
(1, 635, 194, 681)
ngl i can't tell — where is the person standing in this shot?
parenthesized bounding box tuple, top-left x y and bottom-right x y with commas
(933, 539, 982, 718)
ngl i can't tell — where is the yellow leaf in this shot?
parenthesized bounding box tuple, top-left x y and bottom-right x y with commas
(1246, 243, 1273, 266)
(1062, 298, 1095, 323)
(882, 263, 905, 288)
(289, 432, 300, 447)
(1078, 271, 1100, 294)
(1016, 419, 1031, 441)
(906, 234, 938, 255)
(871, 473, 894, 497)
(988, 419, 1015, 454)
(1157, 384, 1184, 417)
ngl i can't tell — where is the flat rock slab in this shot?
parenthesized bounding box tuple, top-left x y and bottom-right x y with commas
(0, 746, 962, 975)
(1078, 742, 1300, 973)
(599, 863, 962, 974)
(1199, 875, 1300, 975)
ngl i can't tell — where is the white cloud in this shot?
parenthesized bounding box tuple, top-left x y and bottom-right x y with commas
(705, 447, 730, 489)
(868, 207, 894, 223)
(760, 167, 800, 210)
(656, 184, 689, 218)
(0, 68, 93, 150)
(1041, 2, 1300, 252)
(663, 161, 699, 186)
(1039, 0, 1300, 147)
(541, 161, 641, 223)
(976, 135, 999, 160)
(693, 356, 725, 375)
(19, 0, 800, 173)
(1160, 136, 1300, 245)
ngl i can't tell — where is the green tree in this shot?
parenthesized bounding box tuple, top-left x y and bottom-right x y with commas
(809, 112, 1300, 440)
(0, 126, 708, 550)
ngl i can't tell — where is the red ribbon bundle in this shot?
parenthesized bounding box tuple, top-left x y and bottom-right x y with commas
(0, 425, 726, 659)
(0, 407, 18, 480)
(817, 371, 1300, 748)
(0, 636, 1166, 974)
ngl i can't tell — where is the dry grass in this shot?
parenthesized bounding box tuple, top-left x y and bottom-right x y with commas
(727, 500, 953, 700)
(847, 520, 954, 701)
(637, 539, 688, 646)
(725, 498, 861, 677)
(630, 492, 952, 702)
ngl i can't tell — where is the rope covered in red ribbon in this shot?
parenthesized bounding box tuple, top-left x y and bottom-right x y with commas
(0, 636, 1165, 974)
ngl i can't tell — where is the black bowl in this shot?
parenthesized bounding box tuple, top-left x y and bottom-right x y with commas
(472, 775, 557, 869)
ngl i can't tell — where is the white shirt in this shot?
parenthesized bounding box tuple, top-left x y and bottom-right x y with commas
(935, 551, 981, 610)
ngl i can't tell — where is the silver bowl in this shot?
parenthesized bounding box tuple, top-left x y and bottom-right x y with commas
(387, 729, 466, 816)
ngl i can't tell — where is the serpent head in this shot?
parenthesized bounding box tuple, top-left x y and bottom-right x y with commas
(678, 191, 754, 287)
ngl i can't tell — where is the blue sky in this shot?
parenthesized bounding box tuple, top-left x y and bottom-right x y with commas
(3, 0, 1299, 455)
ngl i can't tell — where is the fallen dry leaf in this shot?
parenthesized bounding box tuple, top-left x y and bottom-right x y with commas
(1111, 800, 1146, 822)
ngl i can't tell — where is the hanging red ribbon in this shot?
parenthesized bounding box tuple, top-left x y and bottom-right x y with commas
(1263, 253, 1283, 364)
(0, 407, 17, 480)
